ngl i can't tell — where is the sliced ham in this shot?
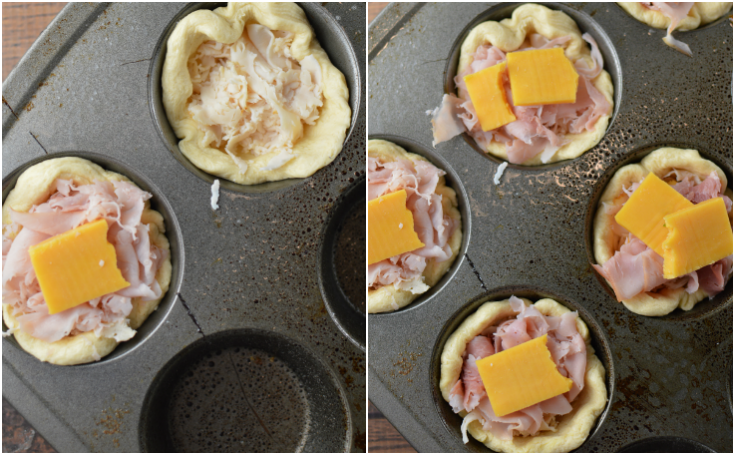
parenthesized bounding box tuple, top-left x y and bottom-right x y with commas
(1, 179, 168, 344)
(431, 33, 612, 164)
(368, 156, 457, 291)
(592, 235, 667, 301)
(594, 171, 733, 301)
(641, 3, 695, 56)
(450, 296, 586, 442)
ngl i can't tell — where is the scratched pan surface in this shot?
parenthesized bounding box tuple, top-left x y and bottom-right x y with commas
(2, 2, 366, 452)
(368, 2, 732, 452)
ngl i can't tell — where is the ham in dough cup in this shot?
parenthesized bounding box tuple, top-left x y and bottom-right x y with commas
(2, 158, 171, 365)
(163, 2, 351, 185)
(617, 3, 732, 55)
(440, 296, 607, 453)
(431, 4, 613, 166)
(592, 148, 733, 317)
(368, 140, 462, 313)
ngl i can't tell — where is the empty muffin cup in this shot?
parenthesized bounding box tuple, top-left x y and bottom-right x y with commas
(617, 436, 716, 453)
(139, 328, 352, 452)
(318, 175, 366, 350)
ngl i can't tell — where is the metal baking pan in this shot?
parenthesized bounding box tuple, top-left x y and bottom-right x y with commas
(2, 2, 366, 452)
(368, 2, 732, 452)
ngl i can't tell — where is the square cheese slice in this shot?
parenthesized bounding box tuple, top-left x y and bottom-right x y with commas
(476, 334, 573, 417)
(662, 197, 733, 279)
(368, 189, 425, 265)
(463, 62, 516, 131)
(615, 173, 693, 257)
(507, 47, 579, 106)
(29, 219, 130, 315)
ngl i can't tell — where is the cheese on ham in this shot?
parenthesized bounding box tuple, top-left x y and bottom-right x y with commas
(431, 33, 611, 164)
(449, 297, 586, 441)
(367, 157, 457, 290)
(593, 171, 733, 301)
(187, 24, 323, 172)
(2, 179, 168, 343)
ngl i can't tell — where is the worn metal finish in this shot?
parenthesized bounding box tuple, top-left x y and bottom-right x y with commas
(2, 2, 366, 452)
(368, 2, 732, 452)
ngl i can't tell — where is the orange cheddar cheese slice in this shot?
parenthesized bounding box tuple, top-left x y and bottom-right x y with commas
(463, 62, 516, 131)
(368, 189, 425, 265)
(476, 334, 573, 417)
(507, 47, 579, 106)
(29, 219, 130, 315)
(662, 197, 733, 279)
(615, 173, 693, 257)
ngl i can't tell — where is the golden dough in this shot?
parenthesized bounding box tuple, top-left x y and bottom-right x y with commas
(458, 4, 614, 165)
(163, 2, 351, 185)
(367, 139, 462, 314)
(440, 298, 607, 453)
(618, 2, 732, 31)
(2, 157, 172, 365)
(592, 148, 732, 316)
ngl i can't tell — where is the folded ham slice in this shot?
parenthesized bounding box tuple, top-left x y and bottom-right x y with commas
(641, 2, 695, 56)
(368, 157, 457, 291)
(2, 179, 168, 343)
(594, 171, 733, 301)
(431, 33, 611, 164)
(449, 296, 587, 442)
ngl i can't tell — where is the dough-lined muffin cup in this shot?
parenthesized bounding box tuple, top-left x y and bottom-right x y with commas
(2, 157, 172, 365)
(440, 297, 607, 453)
(456, 4, 614, 165)
(592, 147, 733, 316)
(368, 139, 462, 314)
(162, 2, 351, 185)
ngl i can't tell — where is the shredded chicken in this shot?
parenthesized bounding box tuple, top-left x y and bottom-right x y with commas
(187, 24, 323, 172)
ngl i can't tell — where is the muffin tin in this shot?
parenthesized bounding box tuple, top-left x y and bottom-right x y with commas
(2, 2, 365, 452)
(368, 2, 732, 452)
